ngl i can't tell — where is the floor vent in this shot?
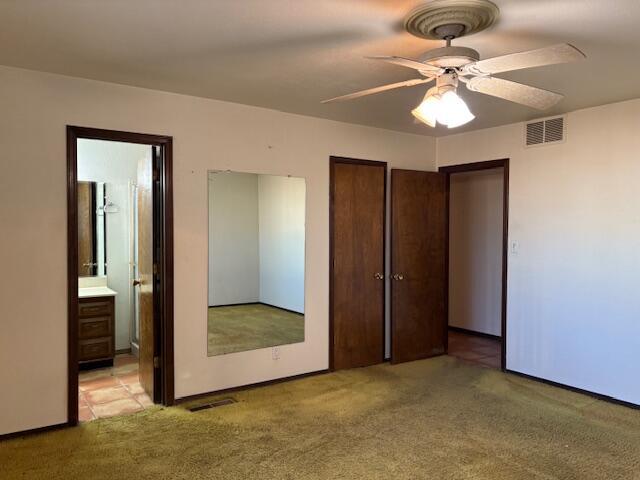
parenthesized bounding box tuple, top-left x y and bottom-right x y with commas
(188, 397, 237, 412)
(525, 116, 565, 147)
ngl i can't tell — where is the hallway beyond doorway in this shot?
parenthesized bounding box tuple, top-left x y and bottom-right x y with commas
(448, 330, 501, 369)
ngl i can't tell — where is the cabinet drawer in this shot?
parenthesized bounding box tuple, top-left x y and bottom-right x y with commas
(79, 337, 113, 362)
(78, 299, 112, 318)
(79, 316, 112, 339)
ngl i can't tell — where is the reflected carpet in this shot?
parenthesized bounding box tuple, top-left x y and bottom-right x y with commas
(207, 303, 304, 356)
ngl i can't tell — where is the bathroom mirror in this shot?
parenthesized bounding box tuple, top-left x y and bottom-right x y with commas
(77, 181, 107, 277)
(208, 171, 306, 356)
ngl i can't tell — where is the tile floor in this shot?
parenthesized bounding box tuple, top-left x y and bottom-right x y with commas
(447, 330, 502, 369)
(79, 354, 153, 422)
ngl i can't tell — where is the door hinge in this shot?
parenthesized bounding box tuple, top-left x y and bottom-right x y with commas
(153, 356, 160, 368)
(153, 167, 160, 182)
(153, 263, 158, 275)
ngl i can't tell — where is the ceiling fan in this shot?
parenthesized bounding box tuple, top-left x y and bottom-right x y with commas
(321, 0, 586, 129)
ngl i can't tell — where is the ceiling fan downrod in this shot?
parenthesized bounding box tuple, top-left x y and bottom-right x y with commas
(434, 23, 465, 46)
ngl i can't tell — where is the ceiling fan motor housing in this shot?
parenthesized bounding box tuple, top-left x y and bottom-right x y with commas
(420, 46, 480, 68)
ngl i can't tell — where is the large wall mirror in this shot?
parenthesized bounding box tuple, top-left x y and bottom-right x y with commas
(208, 171, 306, 356)
(78, 181, 107, 277)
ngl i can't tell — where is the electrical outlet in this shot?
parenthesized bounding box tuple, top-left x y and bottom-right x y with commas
(272, 347, 280, 360)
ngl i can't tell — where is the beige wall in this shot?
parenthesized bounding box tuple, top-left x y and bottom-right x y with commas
(449, 168, 503, 336)
(438, 99, 640, 405)
(0, 65, 436, 435)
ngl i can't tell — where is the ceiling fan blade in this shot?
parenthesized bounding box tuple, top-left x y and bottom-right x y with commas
(366, 56, 442, 75)
(465, 43, 586, 75)
(466, 77, 563, 110)
(321, 78, 432, 103)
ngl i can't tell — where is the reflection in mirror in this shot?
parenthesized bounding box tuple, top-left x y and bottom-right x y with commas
(78, 181, 107, 277)
(208, 171, 306, 356)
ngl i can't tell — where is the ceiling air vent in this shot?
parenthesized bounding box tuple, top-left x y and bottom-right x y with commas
(525, 116, 566, 147)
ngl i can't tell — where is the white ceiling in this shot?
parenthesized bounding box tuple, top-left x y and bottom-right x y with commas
(1, 0, 639, 136)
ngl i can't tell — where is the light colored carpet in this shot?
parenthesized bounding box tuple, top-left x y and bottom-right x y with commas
(208, 303, 304, 356)
(2, 356, 639, 479)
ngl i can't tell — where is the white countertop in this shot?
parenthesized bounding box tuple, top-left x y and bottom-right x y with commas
(78, 286, 118, 298)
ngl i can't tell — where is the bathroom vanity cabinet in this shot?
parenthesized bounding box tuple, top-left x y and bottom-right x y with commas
(78, 294, 116, 365)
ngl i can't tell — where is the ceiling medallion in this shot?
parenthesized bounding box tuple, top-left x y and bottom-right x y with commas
(404, 0, 500, 40)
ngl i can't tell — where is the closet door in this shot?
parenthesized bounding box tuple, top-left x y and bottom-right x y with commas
(391, 169, 447, 364)
(330, 158, 386, 370)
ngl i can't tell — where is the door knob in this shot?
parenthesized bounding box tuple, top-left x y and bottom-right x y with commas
(133, 279, 142, 287)
(392, 273, 404, 281)
(374, 272, 384, 280)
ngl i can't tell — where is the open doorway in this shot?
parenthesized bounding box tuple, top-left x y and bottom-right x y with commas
(67, 127, 174, 424)
(440, 159, 509, 370)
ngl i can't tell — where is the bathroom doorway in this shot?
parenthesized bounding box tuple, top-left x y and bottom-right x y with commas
(439, 159, 509, 371)
(67, 127, 174, 424)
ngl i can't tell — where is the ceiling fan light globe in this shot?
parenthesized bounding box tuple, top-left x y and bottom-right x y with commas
(445, 110, 475, 128)
(412, 93, 440, 128)
(438, 90, 475, 128)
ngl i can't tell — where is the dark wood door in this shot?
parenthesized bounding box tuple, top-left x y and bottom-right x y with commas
(137, 151, 155, 399)
(330, 158, 386, 370)
(391, 169, 447, 364)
